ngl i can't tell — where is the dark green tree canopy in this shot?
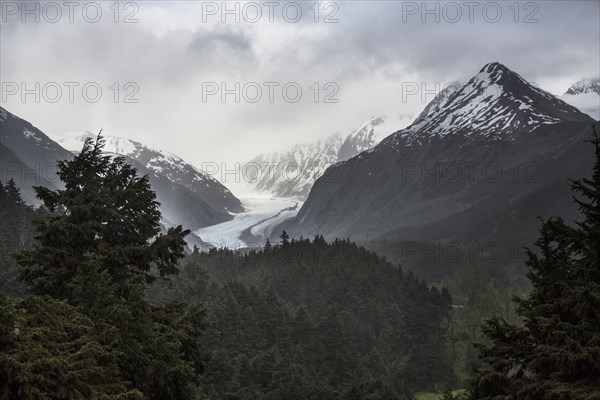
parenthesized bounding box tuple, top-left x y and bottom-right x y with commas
(17, 133, 190, 299)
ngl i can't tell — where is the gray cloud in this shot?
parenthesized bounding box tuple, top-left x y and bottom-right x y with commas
(188, 28, 253, 54)
(0, 0, 598, 179)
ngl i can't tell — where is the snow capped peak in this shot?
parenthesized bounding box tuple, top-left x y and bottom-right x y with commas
(50, 130, 244, 220)
(54, 131, 166, 160)
(383, 63, 593, 147)
(480, 61, 512, 77)
(51, 131, 223, 187)
(356, 117, 382, 136)
(472, 62, 529, 95)
(337, 116, 386, 161)
(564, 77, 600, 96)
(98, 134, 142, 156)
(352, 116, 387, 138)
(561, 77, 600, 120)
(246, 114, 413, 199)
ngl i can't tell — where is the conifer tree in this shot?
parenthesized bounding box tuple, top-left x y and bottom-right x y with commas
(0, 295, 143, 399)
(17, 133, 189, 300)
(11, 134, 203, 399)
(469, 129, 600, 399)
(280, 231, 290, 246)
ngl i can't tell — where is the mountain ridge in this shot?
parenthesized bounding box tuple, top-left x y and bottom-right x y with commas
(0, 107, 242, 246)
(244, 115, 412, 199)
(381, 62, 591, 148)
(564, 77, 600, 96)
(560, 77, 600, 120)
(52, 131, 244, 220)
(279, 62, 597, 266)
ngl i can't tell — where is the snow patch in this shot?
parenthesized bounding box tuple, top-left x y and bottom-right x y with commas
(23, 128, 42, 142)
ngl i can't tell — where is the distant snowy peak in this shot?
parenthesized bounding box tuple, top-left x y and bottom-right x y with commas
(561, 78, 600, 120)
(338, 116, 386, 161)
(54, 132, 221, 187)
(385, 62, 593, 146)
(249, 132, 344, 199)
(52, 131, 244, 216)
(565, 77, 600, 96)
(55, 133, 139, 156)
(247, 115, 412, 199)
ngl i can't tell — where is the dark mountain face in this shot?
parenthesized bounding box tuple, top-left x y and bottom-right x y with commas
(282, 63, 596, 263)
(0, 107, 242, 233)
(0, 108, 73, 205)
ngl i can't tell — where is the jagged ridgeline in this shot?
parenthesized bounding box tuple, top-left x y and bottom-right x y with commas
(150, 237, 455, 398)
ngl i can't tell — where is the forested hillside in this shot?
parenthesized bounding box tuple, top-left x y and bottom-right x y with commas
(150, 237, 455, 398)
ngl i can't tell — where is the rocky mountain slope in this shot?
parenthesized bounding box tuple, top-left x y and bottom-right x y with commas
(281, 63, 597, 262)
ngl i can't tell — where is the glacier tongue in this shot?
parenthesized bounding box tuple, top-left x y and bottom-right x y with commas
(194, 197, 302, 249)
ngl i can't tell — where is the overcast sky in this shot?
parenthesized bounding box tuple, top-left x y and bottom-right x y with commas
(1, 0, 599, 167)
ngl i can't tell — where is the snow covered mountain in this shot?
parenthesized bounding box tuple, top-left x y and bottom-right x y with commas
(560, 77, 600, 120)
(52, 131, 244, 229)
(564, 77, 600, 96)
(281, 62, 596, 256)
(244, 115, 412, 199)
(337, 116, 389, 161)
(382, 62, 587, 148)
